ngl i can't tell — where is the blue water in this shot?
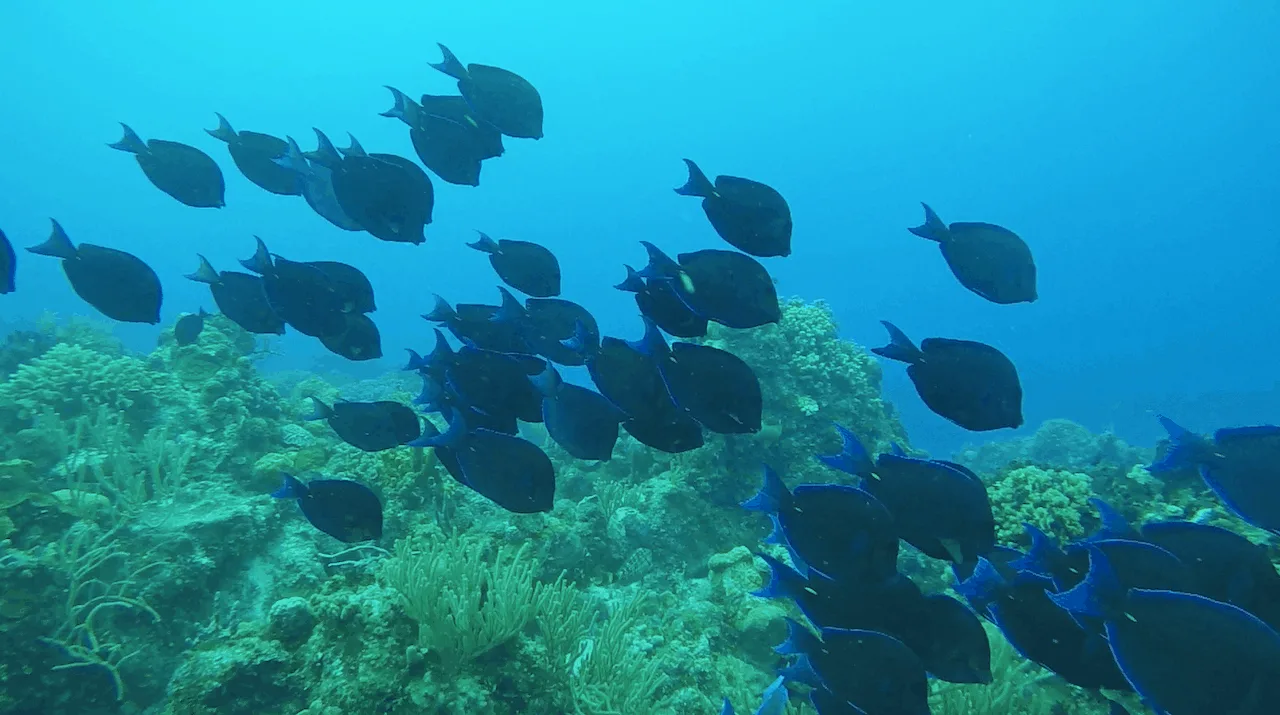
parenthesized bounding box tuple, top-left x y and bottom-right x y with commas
(2, 2, 1277, 455)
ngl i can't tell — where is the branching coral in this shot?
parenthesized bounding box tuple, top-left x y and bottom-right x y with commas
(987, 466, 1095, 545)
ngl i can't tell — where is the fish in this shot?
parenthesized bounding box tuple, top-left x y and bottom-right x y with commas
(173, 308, 209, 347)
(635, 322, 762, 434)
(674, 159, 792, 257)
(871, 321, 1023, 431)
(308, 260, 376, 314)
(615, 265, 708, 338)
(1149, 416, 1280, 535)
(1140, 520, 1280, 625)
(412, 411, 555, 513)
(719, 676, 788, 715)
(430, 43, 544, 140)
(531, 365, 621, 461)
(107, 123, 225, 208)
(621, 412, 705, 454)
(381, 87, 504, 187)
(271, 473, 382, 542)
(327, 134, 434, 245)
(755, 553, 924, 639)
(27, 219, 162, 324)
(424, 295, 532, 354)
(0, 228, 15, 294)
(204, 113, 299, 196)
(185, 255, 286, 335)
(638, 242, 781, 329)
(240, 237, 347, 338)
(319, 313, 383, 361)
(818, 426, 995, 566)
(444, 346, 546, 424)
(489, 288, 599, 366)
(275, 135, 365, 232)
(776, 619, 930, 715)
(468, 231, 560, 297)
(914, 593, 993, 684)
(908, 203, 1037, 304)
(1050, 546, 1280, 714)
(306, 397, 420, 452)
(741, 465, 898, 582)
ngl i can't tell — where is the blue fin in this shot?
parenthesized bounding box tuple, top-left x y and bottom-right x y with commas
(468, 230, 501, 254)
(741, 464, 792, 514)
(953, 556, 1006, 601)
(380, 86, 421, 126)
(270, 473, 308, 499)
(719, 700, 734, 715)
(673, 158, 715, 198)
(205, 112, 237, 143)
(26, 219, 78, 259)
(403, 349, 429, 372)
(492, 286, 528, 322)
(1088, 497, 1135, 541)
(870, 321, 924, 364)
(1147, 415, 1200, 473)
(412, 376, 445, 410)
(107, 122, 147, 154)
(427, 328, 455, 365)
(755, 675, 789, 715)
(185, 255, 221, 285)
(304, 397, 333, 421)
(614, 264, 646, 293)
(752, 552, 805, 601)
(1008, 523, 1062, 577)
(907, 202, 949, 242)
(304, 128, 343, 168)
(423, 294, 457, 323)
(408, 409, 466, 448)
(530, 364, 561, 397)
(778, 653, 822, 688)
(815, 423, 874, 478)
(341, 133, 367, 158)
(625, 316, 668, 357)
(559, 319, 592, 357)
(429, 42, 468, 80)
(775, 618, 822, 659)
(238, 236, 273, 274)
(1046, 545, 1121, 618)
(636, 241, 681, 280)
(272, 136, 309, 173)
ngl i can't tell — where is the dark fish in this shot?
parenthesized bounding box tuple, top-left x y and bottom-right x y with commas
(491, 288, 598, 366)
(185, 255, 286, 335)
(308, 260, 376, 314)
(307, 397, 419, 452)
(621, 412, 704, 454)
(639, 242, 780, 329)
(174, 308, 209, 346)
(819, 426, 995, 565)
(872, 321, 1023, 431)
(1051, 546, 1280, 714)
(430, 43, 544, 140)
(675, 159, 792, 257)
(468, 231, 560, 297)
(581, 333, 703, 453)
(531, 366, 621, 461)
(381, 88, 504, 187)
(325, 133, 433, 245)
(1140, 520, 1280, 623)
(741, 465, 898, 582)
(755, 553, 925, 638)
(637, 323, 762, 434)
(107, 123, 225, 208)
(319, 313, 383, 361)
(424, 295, 532, 354)
(27, 219, 162, 324)
(408, 360, 521, 437)
(204, 113, 299, 196)
(275, 135, 364, 232)
(777, 619, 930, 715)
(908, 203, 1036, 304)
(615, 265, 708, 338)
(239, 237, 346, 338)
(413, 412, 555, 513)
(1150, 416, 1280, 535)
(0, 228, 15, 294)
(915, 593, 993, 684)
(445, 346, 545, 424)
(271, 473, 382, 542)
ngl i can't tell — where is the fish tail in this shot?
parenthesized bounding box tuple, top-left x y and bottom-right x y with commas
(238, 236, 273, 274)
(467, 230, 501, 255)
(429, 43, 468, 80)
(273, 136, 308, 173)
(428, 327, 455, 363)
(1046, 545, 1123, 619)
(408, 408, 466, 448)
(380, 86, 421, 126)
(559, 319, 593, 358)
(270, 473, 308, 499)
(613, 265, 646, 293)
(778, 652, 823, 689)
(751, 552, 806, 601)
(107, 122, 147, 154)
(870, 320, 924, 364)
(674, 158, 716, 198)
(403, 348, 428, 371)
(741, 464, 792, 514)
(304, 128, 342, 168)
(184, 254, 221, 285)
(774, 618, 821, 659)
(952, 556, 1006, 602)
(815, 423, 875, 478)
(412, 376, 444, 411)
(1008, 523, 1063, 577)
(908, 202, 950, 242)
(637, 241, 681, 280)
(529, 364, 561, 396)
(1147, 415, 1201, 473)
(341, 133, 366, 158)
(491, 286, 528, 324)
(26, 219, 78, 259)
(718, 699, 734, 715)
(304, 397, 333, 421)
(422, 296, 455, 325)
(625, 316, 668, 357)
(205, 112, 237, 143)
(1087, 497, 1132, 540)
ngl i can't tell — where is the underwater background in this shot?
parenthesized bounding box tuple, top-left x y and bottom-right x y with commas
(1, 2, 1278, 714)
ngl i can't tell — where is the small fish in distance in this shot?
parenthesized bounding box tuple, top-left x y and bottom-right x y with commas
(871, 321, 1023, 431)
(430, 43, 544, 140)
(468, 231, 561, 297)
(908, 203, 1036, 305)
(108, 123, 225, 208)
(675, 159, 792, 258)
(27, 219, 162, 324)
(185, 255, 286, 335)
(0, 228, 15, 294)
(173, 308, 209, 346)
(205, 113, 299, 196)
(271, 473, 382, 542)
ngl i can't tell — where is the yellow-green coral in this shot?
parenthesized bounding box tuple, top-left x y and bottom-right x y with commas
(988, 466, 1094, 545)
(0, 344, 177, 427)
